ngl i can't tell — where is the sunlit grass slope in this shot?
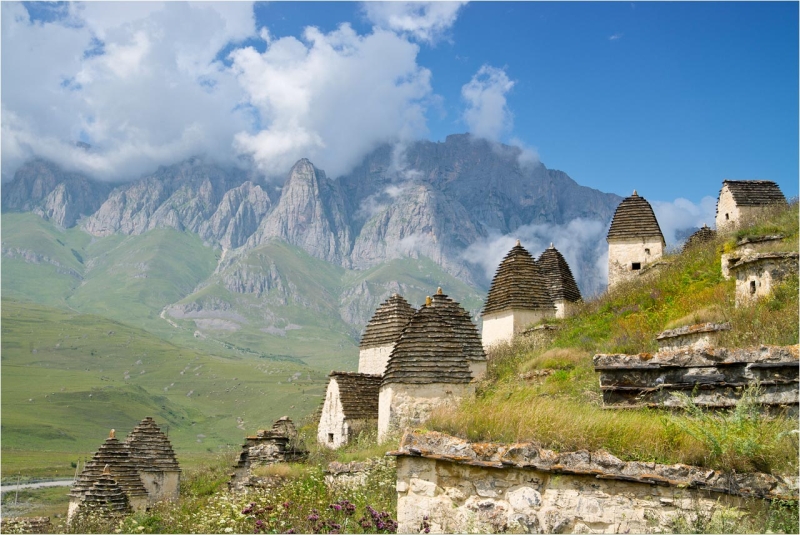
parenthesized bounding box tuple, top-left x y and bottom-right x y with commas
(1, 299, 328, 478)
(428, 203, 799, 474)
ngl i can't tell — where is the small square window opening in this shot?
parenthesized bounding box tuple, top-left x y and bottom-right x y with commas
(632, 262, 641, 270)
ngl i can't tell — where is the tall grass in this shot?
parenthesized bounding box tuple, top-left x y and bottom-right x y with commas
(427, 203, 799, 475)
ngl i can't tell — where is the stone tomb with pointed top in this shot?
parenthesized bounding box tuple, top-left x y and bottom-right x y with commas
(537, 244, 582, 319)
(378, 302, 475, 441)
(606, 191, 665, 290)
(357, 293, 415, 376)
(125, 416, 181, 503)
(430, 288, 487, 380)
(68, 433, 149, 523)
(481, 242, 555, 348)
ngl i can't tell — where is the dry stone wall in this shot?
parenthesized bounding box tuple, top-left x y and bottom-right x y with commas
(730, 252, 798, 307)
(390, 431, 798, 534)
(594, 345, 799, 409)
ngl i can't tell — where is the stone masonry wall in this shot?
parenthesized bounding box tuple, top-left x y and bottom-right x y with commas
(358, 345, 394, 376)
(318, 379, 347, 449)
(482, 309, 552, 349)
(391, 431, 797, 534)
(608, 237, 664, 290)
(716, 187, 740, 231)
(732, 254, 799, 307)
(378, 383, 474, 441)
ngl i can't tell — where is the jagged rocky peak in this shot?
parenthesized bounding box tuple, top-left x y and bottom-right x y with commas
(247, 158, 352, 265)
(83, 158, 251, 237)
(2, 158, 112, 228)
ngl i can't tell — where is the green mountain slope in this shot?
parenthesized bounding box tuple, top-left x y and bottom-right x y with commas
(1, 299, 327, 470)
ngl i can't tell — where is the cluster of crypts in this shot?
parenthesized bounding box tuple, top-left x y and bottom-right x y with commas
(67, 417, 180, 525)
(65, 180, 792, 527)
(317, 178, 791, 450)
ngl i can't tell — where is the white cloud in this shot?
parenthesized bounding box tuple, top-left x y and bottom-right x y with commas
(362, 1, 467, 44)
(2, 2, 468, 182)
(609, 33, 623, 41)
(230, 24, 434, 178)
(461, 65, 515, 142)
(461, 218, 610, 297)
(1, 1, 257, 180)
(651, 196, 718, 248)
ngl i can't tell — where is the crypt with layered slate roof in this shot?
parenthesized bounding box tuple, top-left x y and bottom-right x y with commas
(683, 224, 717, 252)
(125, 417, 181, 502)
(358, 293, 416, 375)
(537, 244, 582, 319)
(430, 287, 487, 380)
(68, 429, 149, 523)
(378, 297, 475, 441)
(481, 241, 555, 348)
(73, 465, 133, 522)
(317, 372, 382, 449)
(716, 180, 787, 231)
(606, 191, 665, 290)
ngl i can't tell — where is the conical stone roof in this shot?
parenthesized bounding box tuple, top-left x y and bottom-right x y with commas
(483, 242, 554, 316)
(683, 224, 717, 251)
(537, 244, 582, 303)
(77, 469, 132, 517)
(329, 372, 381, 420)
(382, 302, 473, 386)
(430, 289, 486, 363)
(125, 417, 181, 473)
(359, 294, 416, 349)
(70, 432, 148, 500)
(721, 180, 786, 207)
(606, 191, 664, 242)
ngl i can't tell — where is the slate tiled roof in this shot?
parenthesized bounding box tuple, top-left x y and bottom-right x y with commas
(329, 372, 381, 420)
(606, 191, 665, 242)
(430, 289, 486, 363)
(70, 432, 148, 501)
(382, 303, 473, 386)
(125, 417, 181, 473)
(683, 224, 717, 251)
(721, 180, 787, 207)
(537, 244, 582, 303)
(483, 242, 554, 315)
(76, 469, 132, 517)
(359, 294, 416, 349)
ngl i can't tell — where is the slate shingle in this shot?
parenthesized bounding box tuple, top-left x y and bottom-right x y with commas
(382, 304, 473, 386)
(359, 294, 416, 349)
(125, 417, 181, 473)
(431, 289, 486, 363)
(483, 242, 554, 315)
(606, 191, 664, 242)
(537, 244, 582, 303)
(329, 372, 381, 420)
(721, 180, 787, 207)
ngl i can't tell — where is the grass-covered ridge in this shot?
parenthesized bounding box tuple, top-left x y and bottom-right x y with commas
(427, 203, 799, 474)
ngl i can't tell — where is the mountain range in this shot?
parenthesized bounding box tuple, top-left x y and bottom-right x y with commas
(2, 134, 622, 369)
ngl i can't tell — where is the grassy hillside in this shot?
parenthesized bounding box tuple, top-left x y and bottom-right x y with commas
(428, 203, 799, 475)
(1, 299, 328, 479)
(1, 214, 486, 371)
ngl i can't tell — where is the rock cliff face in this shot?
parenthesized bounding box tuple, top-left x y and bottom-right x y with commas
(246, 159, 352, 265)
(82, 158, 252, 237)
(2, 135, 623, 320)
(1, 159, 112, 228)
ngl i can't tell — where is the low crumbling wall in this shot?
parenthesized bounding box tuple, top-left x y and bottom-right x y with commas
(390, 431, 798, 534)
(0, 516, 51, 534)
(594, 345, 799, 409)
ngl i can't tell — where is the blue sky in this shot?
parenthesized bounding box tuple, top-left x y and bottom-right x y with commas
(2, 1, 797, 209)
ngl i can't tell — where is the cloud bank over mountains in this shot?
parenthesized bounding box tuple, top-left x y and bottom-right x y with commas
(0, 1, 481, 182)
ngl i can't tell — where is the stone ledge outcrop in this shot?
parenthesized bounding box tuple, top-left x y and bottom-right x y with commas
(389, 430, 798, 500)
